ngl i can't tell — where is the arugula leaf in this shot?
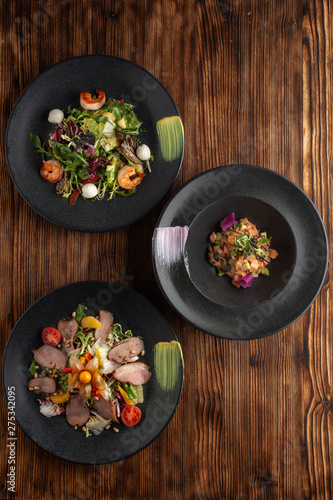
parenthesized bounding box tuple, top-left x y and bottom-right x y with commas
(75, 304, 87, 323)
(56, 370, 69, 392)
(28, 131, 50, 158)
(28, 131, 42, 149)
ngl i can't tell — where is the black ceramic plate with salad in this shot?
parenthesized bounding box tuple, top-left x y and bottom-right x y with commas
(152, 165, 328, 340)
(2, 281, 184, 464)
(5, 56, 184, 232)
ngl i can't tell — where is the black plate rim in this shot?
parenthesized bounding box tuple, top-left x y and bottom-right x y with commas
(2, 280, 184, 464)
(5, 55, 185, 233)
(152, 164, 329, 340)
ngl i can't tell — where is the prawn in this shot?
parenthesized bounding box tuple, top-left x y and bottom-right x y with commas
(117, 166, 145, 190)
(40, 159, 63, 183)
(80, 89, 106, 110)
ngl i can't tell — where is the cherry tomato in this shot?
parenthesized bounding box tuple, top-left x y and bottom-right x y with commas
(91, 387, 104, 397)
(42, 327, 62, 346)
(79, 371, 92, 384)
(121, 405, 142, 427)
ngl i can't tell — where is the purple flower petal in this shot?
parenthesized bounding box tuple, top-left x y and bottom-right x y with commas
(220, 212, 237, 231)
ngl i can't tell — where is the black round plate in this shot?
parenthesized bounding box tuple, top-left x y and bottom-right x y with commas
(152, 165, 328, 340)
(5, 56, 184, 232)
(2, 281, 184, 464)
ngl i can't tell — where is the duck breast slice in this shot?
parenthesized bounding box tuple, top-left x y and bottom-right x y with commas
(33, 344, 68, 369)
(65, 394, 90, 427)
(107, 337, 144, 364)
(57, 318, 79, 353)
(28, 377, 56, 394)
(94, 310, 114, 342)
(113, 362, 151, 385)
(92, 396, 119, 423)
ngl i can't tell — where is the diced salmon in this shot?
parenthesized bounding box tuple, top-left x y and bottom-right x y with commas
(269, 249, 278, 259)
(209, 232, 217, 244)
(250, 261, 259, 271)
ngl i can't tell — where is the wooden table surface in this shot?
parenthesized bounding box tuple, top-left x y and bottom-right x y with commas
(0, 1, 332, 499)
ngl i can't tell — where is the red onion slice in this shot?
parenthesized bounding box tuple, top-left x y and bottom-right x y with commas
(240, 273, 254, 288)
(220, 212, 237, 231)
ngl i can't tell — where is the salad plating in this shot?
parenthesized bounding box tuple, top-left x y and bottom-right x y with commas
(29, 90, 152, 206)
(208, 212, 278, 288)
(28, 305, 151, 436)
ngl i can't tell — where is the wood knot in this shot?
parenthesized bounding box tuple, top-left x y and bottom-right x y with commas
(257, 474, 278, 488)
(322, 400, 333, 411)
(287, 18, 298, 34)
(215, 1, 233, 21)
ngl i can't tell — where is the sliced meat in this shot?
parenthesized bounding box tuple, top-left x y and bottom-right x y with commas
(113, 362, 151, 385)
(33, 344, 68, 369)
(28, 377, 56, 394)
(57, 318, 79, 353)
(65, 394, 90, 427)
(94, 310, 114, 342)
(92, 396, 119, 423)
(107, 337, 143, 364)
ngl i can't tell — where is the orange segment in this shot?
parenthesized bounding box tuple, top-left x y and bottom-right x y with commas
(80, 316, 101, 329)
(50, 392, 70, 404)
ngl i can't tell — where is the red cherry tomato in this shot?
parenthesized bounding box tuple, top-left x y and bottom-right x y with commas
(42, 327, 62, 346)
(121, 405, 142, 427)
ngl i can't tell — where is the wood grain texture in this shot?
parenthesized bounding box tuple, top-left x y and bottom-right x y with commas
(0, 0, 331, 499)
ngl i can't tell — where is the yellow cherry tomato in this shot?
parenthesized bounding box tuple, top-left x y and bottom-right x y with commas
(50, 392, 70, 404)
(79, 371, 92, 384)
(80, 316, 101, 329)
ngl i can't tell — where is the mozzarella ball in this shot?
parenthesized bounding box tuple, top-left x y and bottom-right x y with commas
(136, 144, 151, 161)
(82, 183, 98, 199)
(48, 108, 65, 124)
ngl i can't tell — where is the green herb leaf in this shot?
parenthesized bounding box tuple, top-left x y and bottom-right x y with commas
(28, 360, 36, 376)
(56, 370, 69, 392)
(75, 304, 87, 324)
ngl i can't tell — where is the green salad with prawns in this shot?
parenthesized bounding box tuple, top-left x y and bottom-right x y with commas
(28, 89, 152, 206)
